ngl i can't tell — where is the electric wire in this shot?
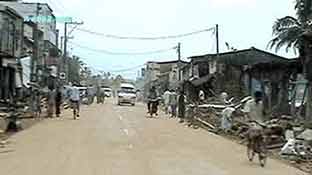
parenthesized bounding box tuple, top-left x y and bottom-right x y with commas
(76, 27, 216, 40)
(69, 41, 177, 55)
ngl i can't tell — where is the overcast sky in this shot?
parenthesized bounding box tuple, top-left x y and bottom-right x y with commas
(26, 0, 297, 79)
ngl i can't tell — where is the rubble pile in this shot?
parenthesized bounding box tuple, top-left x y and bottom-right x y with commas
(189, 94, 312, 173)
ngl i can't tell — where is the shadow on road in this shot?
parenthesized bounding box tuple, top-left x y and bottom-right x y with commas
(0, 150, 15, 154)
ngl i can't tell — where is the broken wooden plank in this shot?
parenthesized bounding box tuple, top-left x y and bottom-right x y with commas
(194, 116, 216, 129)
(267, 143, 285, 149)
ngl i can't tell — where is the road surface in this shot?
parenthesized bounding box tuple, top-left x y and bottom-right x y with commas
(0, 99, 306, 175)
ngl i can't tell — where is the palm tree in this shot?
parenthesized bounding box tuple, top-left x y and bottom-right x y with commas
(269, 0, 312, 119)
(269, 0, 312, 54)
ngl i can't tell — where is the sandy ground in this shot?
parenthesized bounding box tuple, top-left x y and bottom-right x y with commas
(0, 99, 307, 175)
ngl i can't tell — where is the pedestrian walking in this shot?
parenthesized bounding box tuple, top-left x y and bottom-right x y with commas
(178, 90, 186, 123)
(87, 86, 95, 105)
(147, 86, 157, 115)
(55, 87, 62, 117)
(69, 85, 80, 119)
(47, 89, 56, 118)
(163, 89, 171, 114)
(169, 89, 178, 118)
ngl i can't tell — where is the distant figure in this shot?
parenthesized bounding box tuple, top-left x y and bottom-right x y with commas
(169, 89, 178, 118)
(55, 87, 62, 117)
(69, 85, 81, 118)
(178, 90, 186, 123)
(243, 91, 264, 122)
(87, 86, 95, 105)
(163, 89, 171, 114)
(220, 92, 229, 104)
(47, 89, 56, 118)
(199, 90, 205, 104)
(221, 107, 235, 132)
(32, 88, 41, 118)
(147, 86, 157, 114)
(100, 88, 105, 103)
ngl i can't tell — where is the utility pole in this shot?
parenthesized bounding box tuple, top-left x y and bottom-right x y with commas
(216, 24, 219, 54)
(177, 42, 181, 81)
(31, 3, 40, 82)
(60, 36, 64, 52)
(63, 21, 83, 83)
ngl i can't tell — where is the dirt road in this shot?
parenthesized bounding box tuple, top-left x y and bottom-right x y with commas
(0, 99, 306, 175)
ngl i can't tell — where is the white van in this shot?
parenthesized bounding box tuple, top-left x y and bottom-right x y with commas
(117, 83, 136, 106)
(103, 87, 113, 97)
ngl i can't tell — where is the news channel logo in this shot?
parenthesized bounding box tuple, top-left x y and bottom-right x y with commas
(25, 16, 73, 23)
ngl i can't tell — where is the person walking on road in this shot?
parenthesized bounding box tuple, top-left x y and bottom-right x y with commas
(87, 86, 95, 105)
(69, 85, 80, 119)
(147, 86, 158, 114)
(163, 89, 171, 114)
(169, 89, 178, 118)
(178, 89, 186, 123)
(47, 88, 56, 118)
(55, 87, 62, 117)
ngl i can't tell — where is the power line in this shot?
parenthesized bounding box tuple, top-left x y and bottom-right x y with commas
(108, 64, 145, 73)
(76, 27, 216, 40)
(77, 57, 144, 74)
(69, 41, 177, 55)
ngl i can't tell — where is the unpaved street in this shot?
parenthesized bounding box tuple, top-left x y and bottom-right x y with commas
(0, 99, 306, 175)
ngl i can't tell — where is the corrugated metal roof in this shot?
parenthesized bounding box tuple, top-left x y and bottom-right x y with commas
(189, 47, 291, 66)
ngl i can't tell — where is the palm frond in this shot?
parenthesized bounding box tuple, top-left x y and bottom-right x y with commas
(272, 16, 301, 35)
(269, 25, 303, 53)
(295, 0, 312, 24)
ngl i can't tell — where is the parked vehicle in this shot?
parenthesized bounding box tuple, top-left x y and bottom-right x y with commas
(117, 83, 136, 106)
(103, 87, 112, 97)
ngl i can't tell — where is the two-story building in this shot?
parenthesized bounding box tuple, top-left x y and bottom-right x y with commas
(0, 5, 23, 102)
(0, 1, 60, 88)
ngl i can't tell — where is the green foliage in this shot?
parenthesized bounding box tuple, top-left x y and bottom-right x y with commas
(269, 0, 312, 53)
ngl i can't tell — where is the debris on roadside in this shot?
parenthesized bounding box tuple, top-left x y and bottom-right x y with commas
(185, 92, 312, 173)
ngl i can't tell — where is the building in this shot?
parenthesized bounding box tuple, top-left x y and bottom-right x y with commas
(21, 21, 44, 84)
(0, 5, 23, 102)
(0, 1, 57, 46)
(0, 1, 60, 88)
(186, 47, 300, 115)
(143, 60, 188, 98)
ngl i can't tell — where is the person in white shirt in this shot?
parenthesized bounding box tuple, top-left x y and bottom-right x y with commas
(163, 89, 171, 114)
(242, 91, 264, 123)
(69, 85, 80, 119)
